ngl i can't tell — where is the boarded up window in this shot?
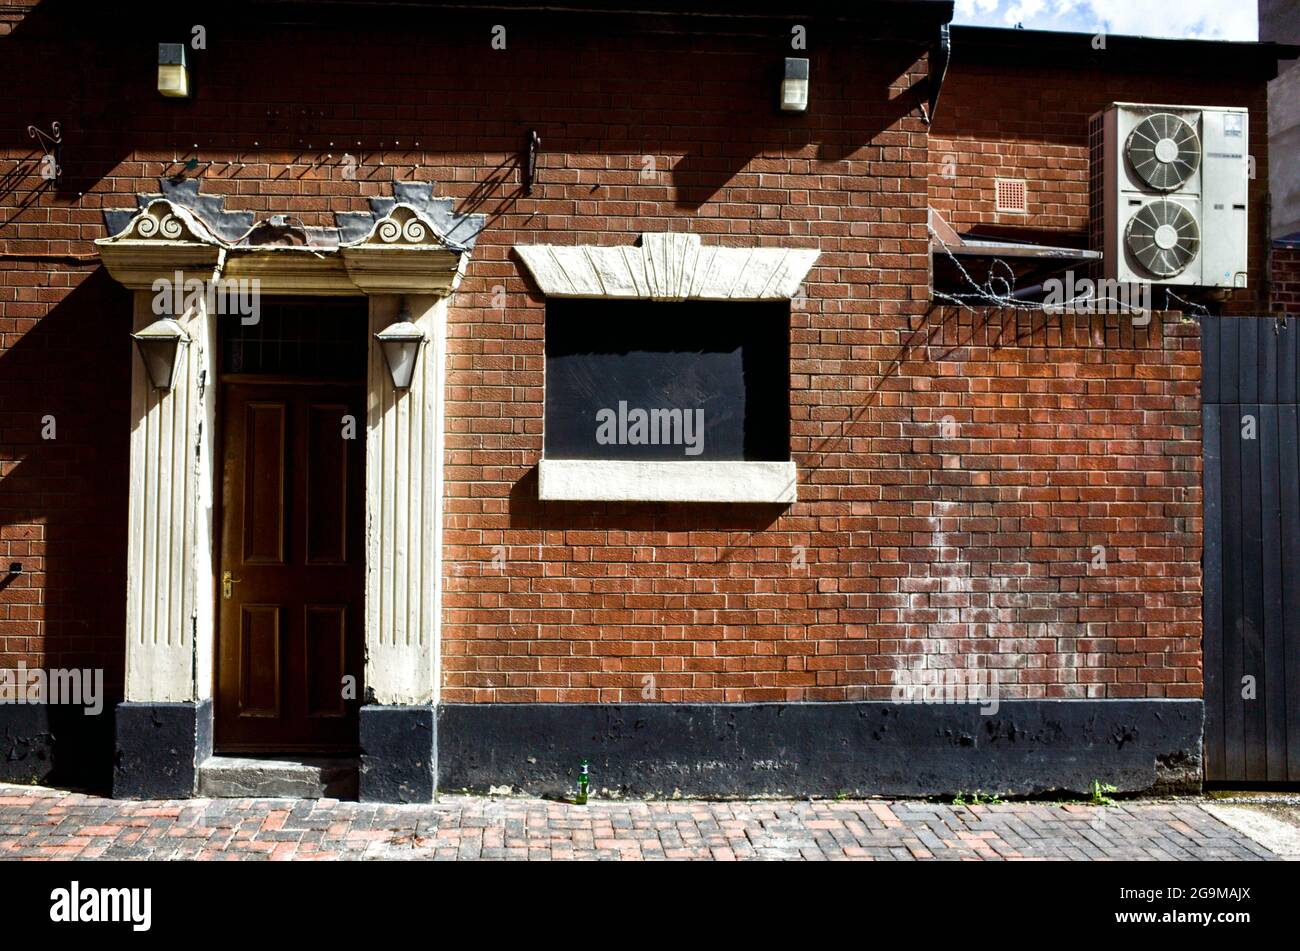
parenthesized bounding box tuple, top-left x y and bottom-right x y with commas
(544, 300, 789, 462)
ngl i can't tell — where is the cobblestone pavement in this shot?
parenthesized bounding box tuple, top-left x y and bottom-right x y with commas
(0, 784, 1277, 860)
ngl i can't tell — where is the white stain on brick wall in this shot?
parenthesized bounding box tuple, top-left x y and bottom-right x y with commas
(891, 497, 1016, 698)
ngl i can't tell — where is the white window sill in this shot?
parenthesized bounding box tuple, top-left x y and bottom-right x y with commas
(538, 459, 797, 503)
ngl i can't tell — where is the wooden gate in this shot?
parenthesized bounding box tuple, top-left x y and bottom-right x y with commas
(1202, 314, 1300, 783)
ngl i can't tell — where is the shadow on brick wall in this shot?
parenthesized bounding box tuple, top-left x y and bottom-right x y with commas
(0, 268, 130, 791)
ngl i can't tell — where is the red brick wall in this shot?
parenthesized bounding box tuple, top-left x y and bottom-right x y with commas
(0, 8, 1215, 709)
(1273, 245, 1300, 317)
(451, 304, 1204, 703)
(929, 61, 1270, 313)
(436, 26, 937, 702)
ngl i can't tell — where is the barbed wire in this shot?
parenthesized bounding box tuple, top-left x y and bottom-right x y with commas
(928, 221, 1160, 317)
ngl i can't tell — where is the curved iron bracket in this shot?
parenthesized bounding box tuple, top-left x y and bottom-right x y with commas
(27, 121, 62, 183)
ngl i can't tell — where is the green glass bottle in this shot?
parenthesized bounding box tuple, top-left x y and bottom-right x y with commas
(576, 759, 589, 804)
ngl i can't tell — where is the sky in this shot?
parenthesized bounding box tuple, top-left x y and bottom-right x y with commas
(952, 0, 1260, 41)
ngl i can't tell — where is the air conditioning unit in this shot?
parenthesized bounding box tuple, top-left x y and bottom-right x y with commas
(1090, 103, 1249, 288)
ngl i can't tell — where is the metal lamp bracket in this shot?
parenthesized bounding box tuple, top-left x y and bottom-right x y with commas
(27, 121, 62, 183)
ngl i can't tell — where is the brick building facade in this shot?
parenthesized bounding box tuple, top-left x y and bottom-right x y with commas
(0, 1, 1293, 800)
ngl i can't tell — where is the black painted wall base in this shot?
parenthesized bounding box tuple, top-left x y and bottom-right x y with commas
(15, 697, 1204, 801)
(438, 700, 1204, 799)
(1, 702, 116, 791)
(360, 704, 436, 803)
(112, 700, 212, 799)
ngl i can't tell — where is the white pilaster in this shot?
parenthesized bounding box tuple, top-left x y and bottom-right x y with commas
(123, 289, 216, 702)
(364, 293, 443, 705)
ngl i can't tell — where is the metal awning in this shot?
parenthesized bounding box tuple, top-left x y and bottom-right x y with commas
(940, 238, 1101, 262)
(928, 211, 1100, 262)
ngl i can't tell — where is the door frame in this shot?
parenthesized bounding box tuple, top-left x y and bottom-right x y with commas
(104, 214, 459, 713)
(99, 184, 477, 797)
(117, 286, 449, 721)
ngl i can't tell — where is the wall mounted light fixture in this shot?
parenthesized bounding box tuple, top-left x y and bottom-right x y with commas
(375, 301, 426, 391)
(131, 317, 190, 390)
(158, 43, 190, 98)
(781, 57, 809, 112)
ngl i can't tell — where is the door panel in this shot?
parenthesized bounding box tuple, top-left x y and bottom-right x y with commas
(242, 403, 286, 564)
(304, 605, 348, 718)
(306, 404, 349, 565)
(217, 381, 364, 752)
(238, 604, 282, 718)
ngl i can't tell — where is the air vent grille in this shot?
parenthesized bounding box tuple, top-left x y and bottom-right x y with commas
(995, 178, 1028, 214)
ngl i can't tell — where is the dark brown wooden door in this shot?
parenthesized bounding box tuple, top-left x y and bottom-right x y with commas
(216, 381, 365, 752)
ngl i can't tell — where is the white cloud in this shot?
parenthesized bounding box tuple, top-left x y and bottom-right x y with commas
(1003, 0, 1049, 27)
(1085, 0, 1257, 40)
(954, 0, 1002, 17)
(953, 0, 1259, 41)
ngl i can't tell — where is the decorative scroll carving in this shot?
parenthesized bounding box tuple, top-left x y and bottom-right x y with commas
(117, 200, 218, 245)
(350, 204, 449, 249)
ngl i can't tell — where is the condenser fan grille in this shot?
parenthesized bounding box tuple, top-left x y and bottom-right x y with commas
(1126, 200, 1200, 278)
(1126, 113, 1201, 191)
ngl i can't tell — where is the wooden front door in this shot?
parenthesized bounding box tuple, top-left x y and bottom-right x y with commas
(216, 380, 365, 752)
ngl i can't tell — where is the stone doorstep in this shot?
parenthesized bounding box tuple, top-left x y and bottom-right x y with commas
(197, 755, 359, 800)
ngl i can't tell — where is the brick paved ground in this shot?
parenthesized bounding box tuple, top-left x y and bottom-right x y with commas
(0, 785, 1276, 860)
